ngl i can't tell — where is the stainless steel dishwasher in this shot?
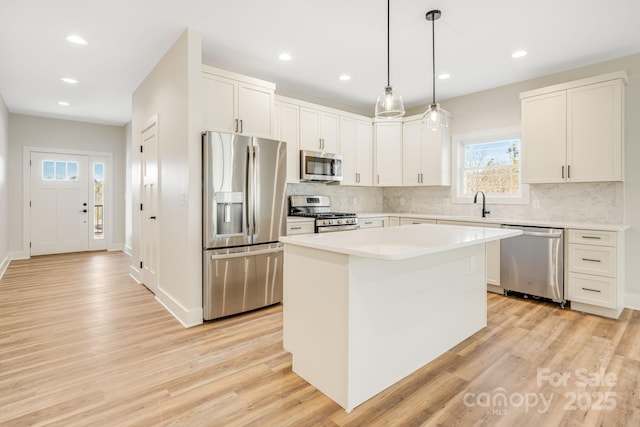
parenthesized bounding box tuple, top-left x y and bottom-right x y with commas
(500, 225, 565, 306)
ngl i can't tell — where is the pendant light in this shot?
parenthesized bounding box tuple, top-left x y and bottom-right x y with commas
(423, 9, 448, 130)
(375, 0, 405, 119)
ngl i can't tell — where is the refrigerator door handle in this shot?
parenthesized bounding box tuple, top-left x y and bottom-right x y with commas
(246, 145, 255, 239)
(210, 246, 284, 261)
(251, 144, 260, 240)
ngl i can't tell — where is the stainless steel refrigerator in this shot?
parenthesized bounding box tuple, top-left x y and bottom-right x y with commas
(202, 131, 287, 320)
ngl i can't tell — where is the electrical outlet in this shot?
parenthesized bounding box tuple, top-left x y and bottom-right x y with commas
(533, 199, 540, 209)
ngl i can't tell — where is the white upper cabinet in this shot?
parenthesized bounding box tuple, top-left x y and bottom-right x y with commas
(374, 121, 403, 186)
(299, 108, 339, 152)
(402, 118, 451, 186)
(274, 100, 300, 183)
(521, 72, 626, 184)
(201, 65, 275, 139)
(340, 117, 373, 186)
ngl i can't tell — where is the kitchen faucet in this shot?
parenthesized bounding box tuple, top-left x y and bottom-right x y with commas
(473, 190, 490, 218)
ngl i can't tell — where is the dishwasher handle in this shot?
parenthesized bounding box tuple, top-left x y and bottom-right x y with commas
(501, 225, 563, 239)
(521, 230, 563, 238)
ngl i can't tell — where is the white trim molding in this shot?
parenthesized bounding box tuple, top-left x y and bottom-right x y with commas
(0, 253, 10, 280)
(156, 287, 204, 328)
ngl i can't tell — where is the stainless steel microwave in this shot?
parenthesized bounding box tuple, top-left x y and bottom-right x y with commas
(300, 150, 343, 183)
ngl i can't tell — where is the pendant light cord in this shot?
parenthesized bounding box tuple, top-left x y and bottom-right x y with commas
(431, 13, 436, 105)
(386, 0, 390, 87)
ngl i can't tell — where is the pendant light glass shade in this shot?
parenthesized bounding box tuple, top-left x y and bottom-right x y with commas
(424, 103, 448, 130)
(375, 0, 405, 119)
(375, 85, 405, 118)
(423, 10, 448, 130)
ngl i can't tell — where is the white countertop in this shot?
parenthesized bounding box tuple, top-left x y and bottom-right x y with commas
(357, 213, 629, 232)
(279, 223, 522, 261)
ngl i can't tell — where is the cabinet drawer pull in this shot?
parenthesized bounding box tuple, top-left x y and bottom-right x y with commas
(364, 221, 373, 225)
(290, 226, 302, 230)
(581, 258, 602, 263)
(582, 236, 602, 240)
(582, 287, 602, 293)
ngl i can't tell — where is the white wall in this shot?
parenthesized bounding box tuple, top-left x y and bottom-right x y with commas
(7, 114, 126, 258)
(0, 95, 9, 277)
(131, 28, 203, 327)
(387, 53, 640, 305)
(124, 121, 132, 255)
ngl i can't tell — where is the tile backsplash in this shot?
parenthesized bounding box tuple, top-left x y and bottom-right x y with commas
(383, 182, 624, 224)
(288, 182, 625, 225)
(286, 183, 383, 213)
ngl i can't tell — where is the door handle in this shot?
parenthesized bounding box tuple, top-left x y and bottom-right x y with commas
(149, 216, 157, 220)
(80, 209, 88, 213)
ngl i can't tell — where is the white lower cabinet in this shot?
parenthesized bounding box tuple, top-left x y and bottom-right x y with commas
(437, 220, 501, 290)
(567, 228, 624, 318)
(286, 219, 315, 235)
(359, 217, 387, 229)
(399, 218, 436, 225)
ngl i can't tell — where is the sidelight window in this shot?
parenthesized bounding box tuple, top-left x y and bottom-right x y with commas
(93, 162, 105, 240)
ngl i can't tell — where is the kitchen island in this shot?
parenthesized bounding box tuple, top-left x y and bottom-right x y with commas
(279, 223, 521, 412)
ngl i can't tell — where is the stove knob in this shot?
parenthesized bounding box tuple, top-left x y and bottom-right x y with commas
(337, 219, 343, 224)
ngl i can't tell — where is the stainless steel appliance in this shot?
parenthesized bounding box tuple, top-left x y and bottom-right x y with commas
(300, 150, 343, 183)
(202, 131, 287, 320)
(289, 195, 358, 233)
(500, 224, 565, 306)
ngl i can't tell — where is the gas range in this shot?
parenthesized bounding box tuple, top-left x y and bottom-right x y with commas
(289, 196, 359, 233)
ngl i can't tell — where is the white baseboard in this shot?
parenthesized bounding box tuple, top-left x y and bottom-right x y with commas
(10, 250, 29, 260)
(129, 264, 141, 284)
(0, 252, 10, 280)
(625, 293, 640, 311)
(155, 287, 203, 328)
(123, 244, 133, 256)
(108, 243, 125, 252)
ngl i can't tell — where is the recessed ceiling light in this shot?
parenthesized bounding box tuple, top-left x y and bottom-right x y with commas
(278, 52, 292, 61)
(437, 73, 450, 80)
(339, 74, 351, 81)
(511, 50, 527, 58)
(61, 77, 79, 84)
(58, 101, 70, 106)
(66, 35, 88, 45)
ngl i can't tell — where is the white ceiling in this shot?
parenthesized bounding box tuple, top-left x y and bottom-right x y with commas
(1, 0, 639, 126)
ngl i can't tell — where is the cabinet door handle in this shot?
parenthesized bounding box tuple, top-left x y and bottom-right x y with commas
(377, 174, 380, 184)
(561, 165, 565, 179)
(581, 258, 602, 263)
(240, 119, 243, 134)
(235, 119, 239, 133)
(567, 165, 571, 179)
(356, 173, 360, 183)
(582, 287, 602, 293)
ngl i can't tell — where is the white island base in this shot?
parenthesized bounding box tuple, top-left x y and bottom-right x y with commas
(281, 225, 518, 412)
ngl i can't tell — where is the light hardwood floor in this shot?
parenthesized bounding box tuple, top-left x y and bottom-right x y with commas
(1, 251, 639, 426)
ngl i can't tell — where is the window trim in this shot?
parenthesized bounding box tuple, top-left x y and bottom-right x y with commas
(451, 127, 529, 205)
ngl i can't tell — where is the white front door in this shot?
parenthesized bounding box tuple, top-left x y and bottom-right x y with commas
(140, 121, 159, 293)
(30, 152, 89, 256)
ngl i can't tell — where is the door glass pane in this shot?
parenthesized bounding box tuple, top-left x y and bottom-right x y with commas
(67, 162, 79, 180)
(55, 161, 66, 180)
(42, 161, 55, 180)
(93, 162, 105, 240)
